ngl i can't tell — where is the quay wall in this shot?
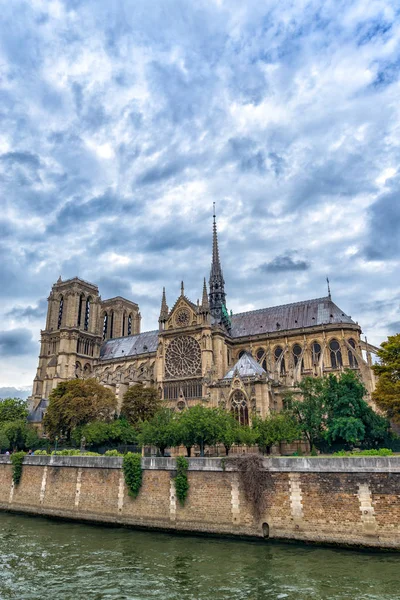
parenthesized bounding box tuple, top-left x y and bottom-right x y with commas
(1, 455, 400, 549)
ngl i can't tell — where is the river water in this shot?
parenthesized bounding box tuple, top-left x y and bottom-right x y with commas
(0, 512, 399, 600)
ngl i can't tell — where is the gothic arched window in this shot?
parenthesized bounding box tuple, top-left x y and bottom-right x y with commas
(122, 313, 126, 337)
(329, 339, 343, 369)
(256, 348, 267, 371)
(109, 311, 114, 339)
(77, 294, 84, 326)
(75, 361, 82, 378)
(58, 296, 64, 329)
(274, 346, 285, 375)
(84, 297, 91, 331)
(102, 313, 108, 340)
(230, 390, 249, 426)
(128, 314, 132, 335)
(238, 350, 246, 359)
(312, 341, 322, 365)
(292, 344, 304, 372)
(348, 338, 358, 368)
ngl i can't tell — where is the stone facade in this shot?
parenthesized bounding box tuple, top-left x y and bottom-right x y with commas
(1, 456, 400, 549)
(29, 214, 377, 419)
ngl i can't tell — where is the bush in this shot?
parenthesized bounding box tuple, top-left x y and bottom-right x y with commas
(51, 449, 100, 456)
(10, 451, 25, 485)
(333, 448, 393, 457)
(174, 456, 189, 505)
(123, 452, 142, 497)
(104, 449, 123, 457)
(33, 450, 48, 455)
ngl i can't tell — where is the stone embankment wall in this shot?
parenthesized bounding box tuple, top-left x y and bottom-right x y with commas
(1, 455, 400, 549)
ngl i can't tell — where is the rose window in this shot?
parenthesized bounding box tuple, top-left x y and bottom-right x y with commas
(165, 336, 201, 378)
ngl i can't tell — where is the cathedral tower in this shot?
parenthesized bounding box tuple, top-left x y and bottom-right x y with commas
(31, 277, 103, 406)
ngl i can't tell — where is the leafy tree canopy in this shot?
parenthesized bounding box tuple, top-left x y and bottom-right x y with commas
(178, 404, 222, 456)
(214, 409, 240, 455)
(287, 376, 327, 450)
(71, 418, 137, 447)
(0, 420, 40, 451)
(324, 371, 388, 447)
(0, 398, 28, 424)
(253, 412, 301, 455)
(288, 372, 388, 450)
(43, 379, 117, 440)
(372, 333, 400, 423)
(138, 408, 178, 456)
(121, 384, 161, 427)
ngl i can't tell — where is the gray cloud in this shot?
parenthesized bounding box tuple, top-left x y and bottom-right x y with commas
(0, 329, 37, 357)
(259, 254, 311, 273)
(6, 299, 47, 321)
(1, 0, 400, 386)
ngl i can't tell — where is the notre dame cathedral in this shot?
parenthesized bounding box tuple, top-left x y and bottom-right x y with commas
(29, 211, 378, 425)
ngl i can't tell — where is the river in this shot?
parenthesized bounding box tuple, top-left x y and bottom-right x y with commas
(0, 512, 399, 600)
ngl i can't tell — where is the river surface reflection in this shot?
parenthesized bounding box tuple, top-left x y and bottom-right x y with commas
(0, 512, 399, 600)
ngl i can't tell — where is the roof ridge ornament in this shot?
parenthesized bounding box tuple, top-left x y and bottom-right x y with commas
(326, 277, 331, 299)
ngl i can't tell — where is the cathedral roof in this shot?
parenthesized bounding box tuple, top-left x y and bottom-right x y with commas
(224, 351, 267, 379)
(99, 330, 158, 360)
(27, 398, 49, 423)
(230, 296, 356, 338)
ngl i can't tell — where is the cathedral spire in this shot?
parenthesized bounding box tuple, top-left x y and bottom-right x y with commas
(201, 277, 210, 313)
(159, 287, 168, 330)
(209, 204, 227, 324)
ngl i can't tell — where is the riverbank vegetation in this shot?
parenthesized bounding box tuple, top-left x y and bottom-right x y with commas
(3, 352, 399, 458)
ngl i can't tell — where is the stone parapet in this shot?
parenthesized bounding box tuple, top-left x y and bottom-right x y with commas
(2, 455, 400, 473)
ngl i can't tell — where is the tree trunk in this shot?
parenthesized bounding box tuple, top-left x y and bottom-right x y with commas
(225, 445, 230, 456)
(186, 446, 192, 457)
(200, 440, 205, 457)
(160, 447, 165, 457)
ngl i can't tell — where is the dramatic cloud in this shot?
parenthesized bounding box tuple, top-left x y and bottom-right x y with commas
(0, 329, 37, 357)
(1, 0, 400, 386)
(259, 254, 310, 273)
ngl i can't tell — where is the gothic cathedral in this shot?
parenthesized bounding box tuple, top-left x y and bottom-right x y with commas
(29, 212, 377, 425)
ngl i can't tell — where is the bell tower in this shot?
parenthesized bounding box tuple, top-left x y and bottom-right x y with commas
(31, 277, 103, 406)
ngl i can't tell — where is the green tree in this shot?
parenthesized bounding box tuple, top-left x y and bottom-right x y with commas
(215, 409, 240, 455)
(71, 418, 137, 448)
(236, 425, 259, 448)
(253, 412, 301, 455)
(178, 405, 221, 457)
(0, 420, 40, 451)
(324, 371, 388, 447)
(138, 409, 178, 456)
(372, 333, 400, 423)
(287, 376, 327, 451)
(0, 398, 28, 424)
(121, 384, 161, 427)
(43, 379, 117, 440)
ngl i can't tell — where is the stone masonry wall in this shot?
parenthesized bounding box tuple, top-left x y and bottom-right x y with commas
(1, 456, 400, 549)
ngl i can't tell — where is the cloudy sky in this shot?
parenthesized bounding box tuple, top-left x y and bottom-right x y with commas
(1, 0, 400, 392)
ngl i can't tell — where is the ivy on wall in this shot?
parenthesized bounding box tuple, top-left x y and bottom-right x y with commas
(174, 456, 189, 505)
(123, 452, 143, 498)
(10, 452, 26, 485)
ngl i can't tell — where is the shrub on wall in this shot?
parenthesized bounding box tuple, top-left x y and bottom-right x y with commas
(123, 452, 142, 497)
(10, 451, 25, 485)
(174, 456, 189, 505)
(228, 454, 266, 518)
